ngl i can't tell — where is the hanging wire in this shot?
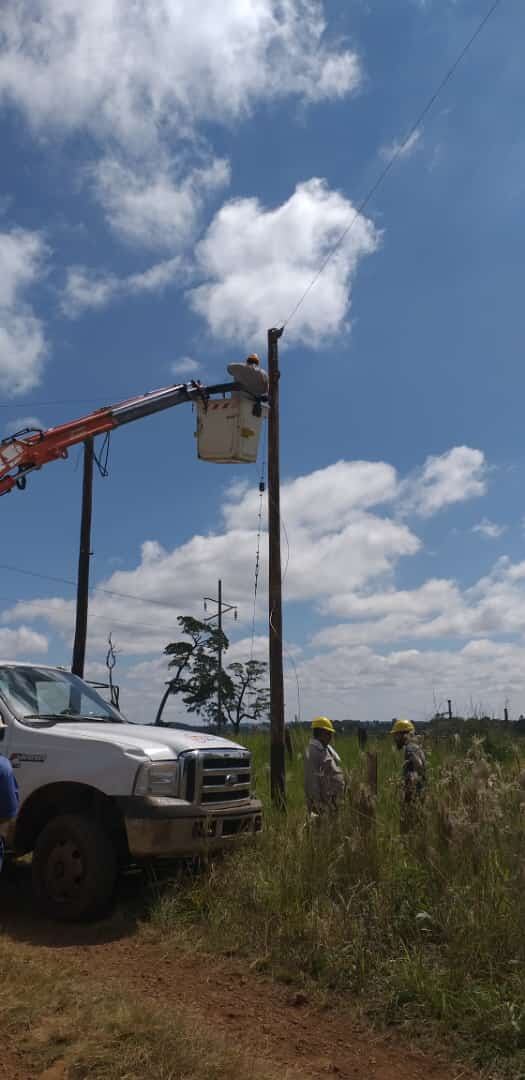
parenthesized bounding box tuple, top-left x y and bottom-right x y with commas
(266, 480, 300, 721)
(93, 432, 111, 478)
(250, 421, 267, 661)
(284, 645, 302, 725)
(0, 561, 185, 612)
(105, 632, 120, 708)
(281, 0, 505, 334)
(249, 422, 291, 659)
(106, 632, 117, 673)
(268, 607, 302, 726)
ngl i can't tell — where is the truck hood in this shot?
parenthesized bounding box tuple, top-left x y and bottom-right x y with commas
(41, 722, 246, 761)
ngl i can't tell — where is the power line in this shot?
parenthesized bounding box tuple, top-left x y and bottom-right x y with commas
(0, 392, 166, 411)
(48, 606, 170, 638)
(0, 561, 196, 614)
(249, 491, 290, 662)
(0, 560, 257, 642)
(0, 589, 170, 638)
(250, 424, 267, 662)
(0, 399, 107, 409)
(283, 646, 302, 725)
(282, 0, 505, 333)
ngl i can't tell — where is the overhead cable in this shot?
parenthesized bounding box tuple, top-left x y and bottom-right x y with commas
(250, 423, 267, 661)
(282, 0, 505, 334)
(0, 561, 193, 613)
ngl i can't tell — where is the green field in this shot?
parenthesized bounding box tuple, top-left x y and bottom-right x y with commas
(151, 729, 525, 1078)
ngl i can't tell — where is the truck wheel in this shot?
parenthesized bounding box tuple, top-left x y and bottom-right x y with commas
(32, 813, 117, 922)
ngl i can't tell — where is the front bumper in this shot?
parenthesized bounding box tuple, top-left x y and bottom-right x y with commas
(117, 795, 263, 858)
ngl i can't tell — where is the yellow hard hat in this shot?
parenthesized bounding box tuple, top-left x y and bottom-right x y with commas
(246, 353, 260, 365)
(312, 716, 335, 734)
(391, 718, 415, 735)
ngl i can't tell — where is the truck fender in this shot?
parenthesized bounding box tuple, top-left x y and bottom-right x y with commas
(13, 781, 129, 863)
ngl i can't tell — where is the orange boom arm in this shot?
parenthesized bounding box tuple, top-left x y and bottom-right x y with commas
(0, 379, 237, 497)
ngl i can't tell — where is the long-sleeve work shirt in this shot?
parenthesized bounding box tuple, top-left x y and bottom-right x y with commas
(227, 362, 269, 398)
(304, 738, 345, 813)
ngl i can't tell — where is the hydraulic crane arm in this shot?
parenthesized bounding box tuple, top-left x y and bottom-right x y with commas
(0, 379, 239, 497)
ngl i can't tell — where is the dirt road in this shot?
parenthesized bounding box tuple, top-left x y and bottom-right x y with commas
(0, 866, 472, 1080)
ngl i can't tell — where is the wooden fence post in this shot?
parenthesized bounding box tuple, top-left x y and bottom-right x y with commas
(367, 751, 378, 797)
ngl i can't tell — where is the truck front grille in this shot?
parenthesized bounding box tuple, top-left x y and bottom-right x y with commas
(180, 749, 251, 806)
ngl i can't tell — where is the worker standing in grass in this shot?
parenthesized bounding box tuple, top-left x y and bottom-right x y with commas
(0, 751, 19, 871)
(391, 718, 426, 827)
(304, 716, 345, 815)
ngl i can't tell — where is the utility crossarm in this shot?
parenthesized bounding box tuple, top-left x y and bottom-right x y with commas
(0, 379, 241, 497)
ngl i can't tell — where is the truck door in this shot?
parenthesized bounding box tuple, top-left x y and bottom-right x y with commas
(0, 675, 53, 803)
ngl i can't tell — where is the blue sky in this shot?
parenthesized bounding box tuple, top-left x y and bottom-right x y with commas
(0, 0, 524, 724)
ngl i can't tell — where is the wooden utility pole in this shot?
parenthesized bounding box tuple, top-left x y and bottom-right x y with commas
(267, 326, 286, 806)
(367, 751, 378, 797)
(217, 578, 223, 729)
(72, 437, 94, 678)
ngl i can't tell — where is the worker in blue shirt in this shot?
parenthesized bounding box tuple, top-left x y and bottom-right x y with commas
(0, 755, 19, 870)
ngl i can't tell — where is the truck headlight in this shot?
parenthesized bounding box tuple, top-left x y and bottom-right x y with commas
(134, 760, 180, 798)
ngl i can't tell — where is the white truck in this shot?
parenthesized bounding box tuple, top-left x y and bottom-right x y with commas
(0, 662, 262, 921)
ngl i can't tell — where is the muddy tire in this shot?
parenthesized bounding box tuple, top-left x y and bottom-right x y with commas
(32, 813, 117, 922)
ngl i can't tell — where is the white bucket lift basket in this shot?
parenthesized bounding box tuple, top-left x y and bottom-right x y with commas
(196, 396, 268, 464)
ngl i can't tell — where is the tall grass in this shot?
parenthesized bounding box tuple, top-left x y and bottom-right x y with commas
(151, 731, 525, 1077)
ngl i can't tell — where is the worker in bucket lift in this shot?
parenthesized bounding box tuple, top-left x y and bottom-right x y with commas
(304, 716, 345, 816)
(227, 354, 269, 408)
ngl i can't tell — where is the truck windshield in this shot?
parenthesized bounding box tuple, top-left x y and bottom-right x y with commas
(0, 666, 125, 724)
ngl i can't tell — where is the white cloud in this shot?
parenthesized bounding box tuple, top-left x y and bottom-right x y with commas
(190, 179, 379, 346)
(62, 257, 182, 317)
(0, 229, 48, 395)
(9, 447, 523, 725)
(62, 268, 117, 317)
(0, 626, 48, 659)
(472, 518, 506, 539)
(290, 637, 525, 725)
(321, 577, 460, 622)
(65, 175, 381, 331)
(380, 129, 421, 161)
(6, 449, 487, 665)
(401, 446, 487, 517)
(104, 628, 525, 726)
(0, 2, 361, 251)
(0, 2, 361, 145)
(223, 459, 417, 601)
(225, 460, 398, 532)
(4, 415, 44, 436)
(2, 458, 417, 657)
(170, 357, 201, 378)
(91, 155, 230, 251)
(314, 555, 525, 652)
